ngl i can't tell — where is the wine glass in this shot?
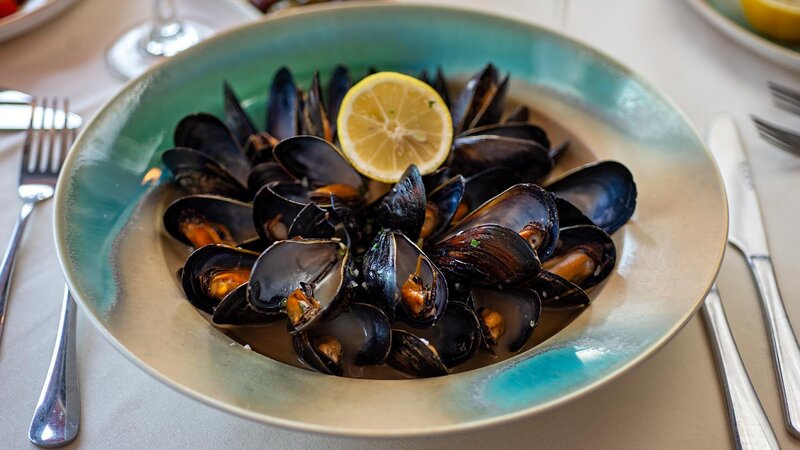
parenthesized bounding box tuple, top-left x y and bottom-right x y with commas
(106, 0, 212, 81)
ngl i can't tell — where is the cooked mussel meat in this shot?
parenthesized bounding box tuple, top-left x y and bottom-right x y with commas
(181, 245, 259, 314)
(163, 195, 257, 248)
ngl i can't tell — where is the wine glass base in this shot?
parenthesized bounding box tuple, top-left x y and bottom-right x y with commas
(106, 19, 212, 81)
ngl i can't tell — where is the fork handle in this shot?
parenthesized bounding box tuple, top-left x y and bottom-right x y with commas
(701, 285, 779, 449)
(750, 256, 800, 438)
(29, 286, 80, 447)
(0, 201, 35, 344)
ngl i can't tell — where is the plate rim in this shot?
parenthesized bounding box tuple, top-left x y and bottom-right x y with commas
(0, 0, 81, 43)
(53, 1, 728, 437)
(685, 0, 800, 71)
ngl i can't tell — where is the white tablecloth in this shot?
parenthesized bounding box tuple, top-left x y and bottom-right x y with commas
(1, 0, 799, 448)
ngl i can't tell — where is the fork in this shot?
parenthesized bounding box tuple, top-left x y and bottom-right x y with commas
(769, 82, 800, 116)
(752, 116, 800, 157)
(0, 98, 74, 345)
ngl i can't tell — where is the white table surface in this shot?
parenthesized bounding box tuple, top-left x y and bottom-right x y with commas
(1, 0, 800, 448)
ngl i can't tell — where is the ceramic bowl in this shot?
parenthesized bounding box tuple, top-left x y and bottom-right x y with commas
(54, 3, 727, 437)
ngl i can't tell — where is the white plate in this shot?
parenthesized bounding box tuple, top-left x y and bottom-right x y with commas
(0, 0, 80, 43)
(686, 0, 800, 72)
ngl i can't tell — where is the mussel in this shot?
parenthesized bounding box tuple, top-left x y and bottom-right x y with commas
(470, 287, 541, 354)
(163, 195, 258, 248)
(181, 245, 259, 314)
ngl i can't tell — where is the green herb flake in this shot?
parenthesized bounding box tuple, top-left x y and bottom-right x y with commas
(428, 100, 435, 108)
(470, 239, 481, 248)
(388, 109, 395, 115)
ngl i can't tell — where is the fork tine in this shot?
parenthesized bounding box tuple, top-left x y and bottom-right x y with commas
(20, 97, 38, 177)
(42, 97, 58, 174)
(752, 115, 800, 156)
(768, 82, 800, 116)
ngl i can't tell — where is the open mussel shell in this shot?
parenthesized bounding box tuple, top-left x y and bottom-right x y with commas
(461, 122, 550, 150)
(243, 132, 279, 165)
(451, 64, 507, 133)
(444, 183, 559, 259)
(273, 135, 365, 204)
(247, 239, 353, 333)
(421, 175, 465, 240)
(546, 160, 637, 235)
(421, 167, 451, 193)
(213, 283, 283, 325)
(247, 161, 293, 194)
(377, 164, 426, 241)
(163, 194, 258, 248)
(267, 66, 299, 141)
(528, 271, 591, 309)
(400, 301, 482, 368)
(288, 202, 336, 240)
(428, 224, 541, 286)
(252, 181, 308, 243)
(162, 148, 249, 200)
(386, 330, 448, 378)
(363, 230, 447, 327)
(293, 303, 391, 376)
(299, 72, 333, 142)
(223, 82, 258, 147)
(470, 287, 542, 353)
(450, 135, 553, 183)
(174, 113, 250, 183)
(503, 105, 529, 123)
(542, 225, 616, 290)
(181, 245, 259, 314)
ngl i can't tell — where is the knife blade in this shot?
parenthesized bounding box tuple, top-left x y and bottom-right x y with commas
(706, 114, 768, 256)
(707, 113, 800, 438)
(0, 89, 82, 131)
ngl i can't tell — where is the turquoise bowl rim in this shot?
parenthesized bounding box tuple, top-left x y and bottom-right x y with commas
(53, 2, 727, 437)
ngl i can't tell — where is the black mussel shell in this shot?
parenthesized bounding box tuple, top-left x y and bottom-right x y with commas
(504, 105, 529, 123)
(472, 74, 508, 129)
(405, 301, 481, 368)
(162, 148, 249, 200)
(462, 122, 550, 150)
(542, 225, 616, 290)
(450, 135, 553, 183)
(174, 113, 250, 183)
(299, 72, 332, 142)
(247, 161, 293, 195)
(470, 287, 541, 353)
(422, 175, 465, 240)
(433, 67, 450, 109)
(428, 224, 541, 286)
(386, 329, 449, 378)
(294, 303, 391, 376)
(445, 184, 559, 259)
(247, 239, 353, 333)
(273, 135, 365, 193)
(363, 230, 447, 327)
(377, 164, 426, 241)
(223, 82, 258, 147)
(237, 237, 268, 253)
(549, 140, 570, 161)
(327, 65, 351, 138)
(252, 181, 308, 244)
(451, 64, 503, 134)
(529, 271, 591, 309)
(243, 132, 278, 165)
(267, 67, 299, 141)
(546, 160, 636, 235)
(288, 203, 336, 240)
(554, 196, 595, 229)
(163, 195, 257, 248)
(181, 245, 259, 314)
(213, 284, 283, 325)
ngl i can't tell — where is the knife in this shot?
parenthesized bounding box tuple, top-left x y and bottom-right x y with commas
(0, 89, 82, 130)
(708, 113, 800, 438)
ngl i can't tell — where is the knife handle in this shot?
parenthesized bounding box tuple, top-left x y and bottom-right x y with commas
(701, 285, 779, 449)
(750, 255, 800, 438)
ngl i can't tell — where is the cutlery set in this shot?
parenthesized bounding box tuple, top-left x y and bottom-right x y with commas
(0, 95, 80, 447)
(704, 112, 800, 449)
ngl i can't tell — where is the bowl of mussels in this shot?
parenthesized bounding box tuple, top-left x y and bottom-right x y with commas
(54, 3, 728, 436)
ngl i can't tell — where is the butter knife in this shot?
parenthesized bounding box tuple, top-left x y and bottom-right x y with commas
(0, 90, 82, 130)
(708, 113, 800, 438)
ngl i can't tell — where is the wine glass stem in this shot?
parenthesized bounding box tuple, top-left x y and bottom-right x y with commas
(149, 0, 182, 45)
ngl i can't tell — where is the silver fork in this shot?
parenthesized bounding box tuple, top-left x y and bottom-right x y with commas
(0, 97, 74, 344)
(769, 82, 800, 116)
(752, 116, 800, 157)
